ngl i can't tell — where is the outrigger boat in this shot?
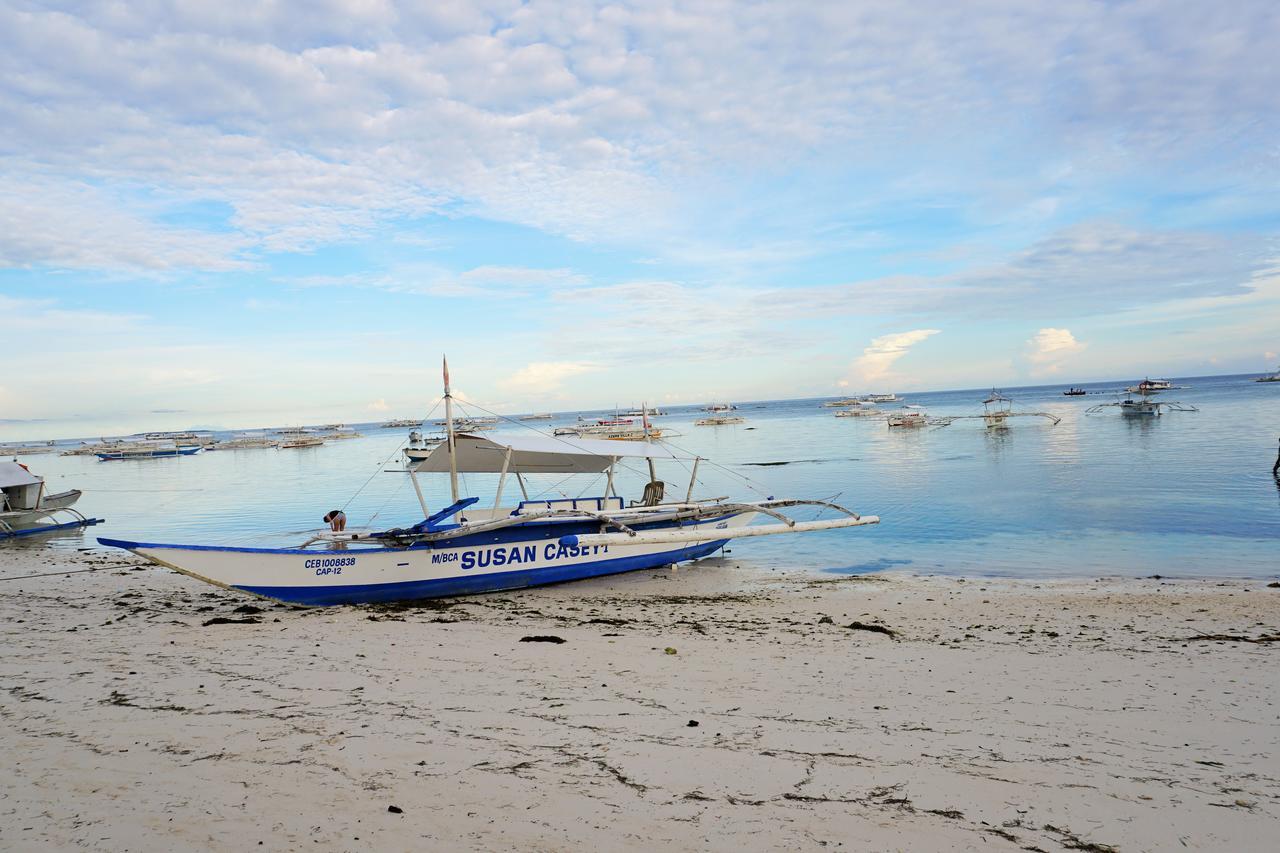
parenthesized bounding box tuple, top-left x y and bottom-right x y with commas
(0, 441, 56, 456)
(934, 391, 1061, 430)
(1087, 391, 1197, 417)
(886, 405, 930, 428)
(2, 461, 103, 539)
(97, 442, 201, 460)
(1257, 366, 1280, 384)
(99, 361, 878, 606)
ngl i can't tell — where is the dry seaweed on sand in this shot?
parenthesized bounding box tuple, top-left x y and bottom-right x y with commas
(844, 621, 896, 638)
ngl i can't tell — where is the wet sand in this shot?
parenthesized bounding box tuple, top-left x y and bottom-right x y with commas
(2, 548, 1278, 851)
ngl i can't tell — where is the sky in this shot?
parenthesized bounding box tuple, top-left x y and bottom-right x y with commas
(2, 0, 1279, 438)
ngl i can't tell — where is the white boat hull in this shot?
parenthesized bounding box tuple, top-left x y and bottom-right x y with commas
(100, 512, 759, 606)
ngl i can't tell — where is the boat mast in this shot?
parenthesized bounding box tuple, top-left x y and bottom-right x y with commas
(443, 355, 460, 503)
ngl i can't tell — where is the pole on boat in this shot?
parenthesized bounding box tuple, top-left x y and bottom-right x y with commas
(443, 355, 460, 503)
(494, 446, 513, 510)
(408, 467, 430, 518)
(605, 457, 618, 498)
(685, 456, 701, 503)
(642, 403, 658, 483)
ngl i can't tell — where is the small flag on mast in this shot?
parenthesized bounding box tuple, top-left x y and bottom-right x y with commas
(442, 355, 451, 394)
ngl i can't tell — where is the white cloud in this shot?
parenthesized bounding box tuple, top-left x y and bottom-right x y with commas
(1026, 327, 1086, 375)
(283, 264, 585, 298)
(847, 329, 940, 386)
(498, 361, 599, 394)
(2, 2, 1276, 271)
(366, 398, 390, 412)
(0, 176, 251, 273)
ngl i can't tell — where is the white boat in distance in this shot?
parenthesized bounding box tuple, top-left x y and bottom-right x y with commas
(864, 393, 900, 403)
(382, 418, 424, 428)
(100, 360, 879, 606)
(886, 405, 929, 428)
(702, 402, 737, 412)
(208, 433, 280, 450)
(2, 461, 103, 539)
(0, 440, 56, 456)
(280, 436, 326, 449)
(97, 442, 201, 460)
(1256, 366, 1280, 383)
(695, 415, 745, 426)
(1087, 391, 1198, 417)
(1125, 378, 1174, 394)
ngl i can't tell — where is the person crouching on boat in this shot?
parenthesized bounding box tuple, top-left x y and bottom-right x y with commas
(323, 510, 347, 532)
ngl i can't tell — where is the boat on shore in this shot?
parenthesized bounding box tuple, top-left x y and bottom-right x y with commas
(100, 360, 878, 606)
(2, 461, 103, 538)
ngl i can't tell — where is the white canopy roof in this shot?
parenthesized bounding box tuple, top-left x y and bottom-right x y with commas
(411, 433, 688, 475)
(0, 461, 42, 488)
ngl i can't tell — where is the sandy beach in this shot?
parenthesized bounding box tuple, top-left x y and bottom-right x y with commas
(2, 548, 1277, 851)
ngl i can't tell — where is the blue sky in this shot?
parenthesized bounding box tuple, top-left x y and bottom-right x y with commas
(2, 0, 1278, 438)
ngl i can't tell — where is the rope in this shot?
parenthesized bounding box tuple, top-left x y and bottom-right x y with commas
(341, 398, 443, 515)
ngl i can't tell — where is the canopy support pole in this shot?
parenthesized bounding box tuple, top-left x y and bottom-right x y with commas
(685, 456, 701, 503)
(443, 356, 460, 503)
(516, 472, 529, 500)
(408, 469, 430, 518)
(493, 447, 513, 510)
(604, 458, 618, 498)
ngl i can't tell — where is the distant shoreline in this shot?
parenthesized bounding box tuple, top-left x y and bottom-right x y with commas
(3, 370, 1275, 444)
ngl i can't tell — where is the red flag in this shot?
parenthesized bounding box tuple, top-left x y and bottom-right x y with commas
(442, 355, 451, 394)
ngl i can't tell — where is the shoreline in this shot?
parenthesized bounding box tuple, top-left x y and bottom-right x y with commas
(2, 549, 1278, 851)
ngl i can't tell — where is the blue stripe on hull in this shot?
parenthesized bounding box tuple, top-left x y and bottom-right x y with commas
(1, 518, 103, 539)
(98, 511, 742, 556)
(234, 540, 728, 606)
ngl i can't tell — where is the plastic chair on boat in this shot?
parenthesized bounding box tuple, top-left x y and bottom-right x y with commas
(640, 480, 665, 506)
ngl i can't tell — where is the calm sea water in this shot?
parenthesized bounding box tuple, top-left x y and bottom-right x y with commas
(10, 374, 1280, 579)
